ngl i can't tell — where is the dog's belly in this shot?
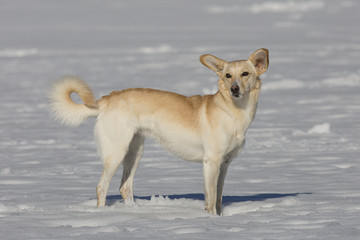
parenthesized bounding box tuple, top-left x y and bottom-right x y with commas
(139, 125, 204, 162)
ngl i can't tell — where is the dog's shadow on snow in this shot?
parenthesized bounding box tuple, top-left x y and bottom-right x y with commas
(106, 192, 311, 207)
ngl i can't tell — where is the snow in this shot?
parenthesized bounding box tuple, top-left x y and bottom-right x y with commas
(322, 72, 360, 87)
(293, 123, 331, 136)
(307, 123, 331, 135)
(208, 1, 326, 14)
(1, 0, 359, 239)
(248, 1, 326, 14)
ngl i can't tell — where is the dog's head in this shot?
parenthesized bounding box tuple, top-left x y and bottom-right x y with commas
(200, 48, 269, 99)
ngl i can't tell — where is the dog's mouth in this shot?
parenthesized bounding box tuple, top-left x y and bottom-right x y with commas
(232, 93, 241, 99)
(230, 83, 246, 99)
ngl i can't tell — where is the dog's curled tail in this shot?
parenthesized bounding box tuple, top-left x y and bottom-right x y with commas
(49, 76, 100, 127)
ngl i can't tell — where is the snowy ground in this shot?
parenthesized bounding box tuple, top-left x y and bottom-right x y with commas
(1, 0, 360, 239)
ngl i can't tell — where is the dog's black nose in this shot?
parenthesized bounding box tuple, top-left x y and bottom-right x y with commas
(231, 84, 240, 93)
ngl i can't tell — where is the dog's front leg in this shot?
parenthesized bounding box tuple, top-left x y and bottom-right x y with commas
(203, 157, 221, 215)
(216, 161, 230, 215)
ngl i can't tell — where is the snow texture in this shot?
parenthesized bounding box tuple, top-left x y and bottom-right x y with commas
(0, 0, 359, 239)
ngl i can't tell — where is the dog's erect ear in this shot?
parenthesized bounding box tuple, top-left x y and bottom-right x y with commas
(200, 54, 226, 76)
(248, 48, 269, 76)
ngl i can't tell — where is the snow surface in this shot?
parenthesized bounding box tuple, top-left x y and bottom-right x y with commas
(0, 0, 359, 239)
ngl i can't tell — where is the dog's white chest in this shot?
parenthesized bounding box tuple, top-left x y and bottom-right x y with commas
(223, 131, 245, 156)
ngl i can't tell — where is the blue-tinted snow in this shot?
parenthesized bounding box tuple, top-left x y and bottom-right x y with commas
(0, 0, 359, 239)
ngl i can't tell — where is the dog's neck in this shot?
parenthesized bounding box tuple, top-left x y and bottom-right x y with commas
(215, 79, 261, 130)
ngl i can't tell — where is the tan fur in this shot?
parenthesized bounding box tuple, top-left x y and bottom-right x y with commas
(49, 49, 269, 215)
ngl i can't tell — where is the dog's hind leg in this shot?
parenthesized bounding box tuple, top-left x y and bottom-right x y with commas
(95, 119, 135, 207)
(97, 152, 127, 207)
(119, 133, 144, 202)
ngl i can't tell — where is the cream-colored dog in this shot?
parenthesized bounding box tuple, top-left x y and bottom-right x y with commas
(50, 48, 269, 215)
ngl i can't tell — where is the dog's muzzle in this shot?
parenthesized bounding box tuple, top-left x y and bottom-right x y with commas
(231, 83, 242, 99)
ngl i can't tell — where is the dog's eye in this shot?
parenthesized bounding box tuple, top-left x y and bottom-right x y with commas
(226, 73, 232, 78)
(242, 72, 249, 77)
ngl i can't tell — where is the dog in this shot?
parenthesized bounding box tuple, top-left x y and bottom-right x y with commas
(49, 48, 269, 215)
